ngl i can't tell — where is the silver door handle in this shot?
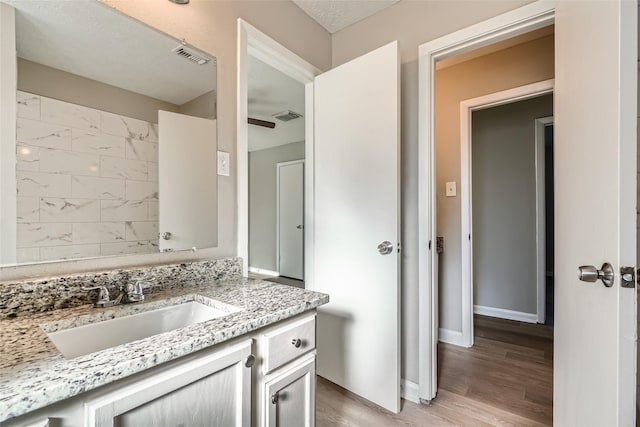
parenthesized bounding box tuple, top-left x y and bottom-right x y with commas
(296, 224, 304, 230)
(578, 262, 614, 288)
(377, 241, 393, 255)
(161, 232, 172, 240)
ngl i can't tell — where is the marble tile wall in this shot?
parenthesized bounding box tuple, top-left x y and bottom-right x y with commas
(16, 91, 160, 263)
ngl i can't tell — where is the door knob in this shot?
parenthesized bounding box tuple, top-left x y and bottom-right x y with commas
(578, 262, 614, 288)
(377, 241, 394, 255)
(296, 224, 304, 230)
(161, 232, 172, 240)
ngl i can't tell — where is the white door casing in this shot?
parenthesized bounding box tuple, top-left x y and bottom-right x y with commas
(277, 160, 304, 280)
(158, 111, 217, 252)
(418, 1, 555, 402)
(312, 41, 400, 413)
(553, 1, 636, 425)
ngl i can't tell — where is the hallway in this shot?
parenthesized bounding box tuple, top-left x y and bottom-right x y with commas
(316, 315, 553, 426)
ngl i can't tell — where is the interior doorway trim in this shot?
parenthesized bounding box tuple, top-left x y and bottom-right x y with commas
(534, 115, 554, 323)
(237, 19, 320, 281)
(417, 1, 555, 402)
(459, 80, 555, 347)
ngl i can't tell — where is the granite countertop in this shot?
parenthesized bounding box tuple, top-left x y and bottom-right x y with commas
(0, 277, 329, 422)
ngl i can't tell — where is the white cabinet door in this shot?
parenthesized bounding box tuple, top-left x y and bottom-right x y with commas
(263, 353, 315, 427)
(312, 40, 400, 413)
(85, 340, 252, 427)
(158, 110, 217, 252)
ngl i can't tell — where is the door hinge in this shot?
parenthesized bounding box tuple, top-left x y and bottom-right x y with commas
(436, 236, 444, 254)
(620, 266, 635, 288)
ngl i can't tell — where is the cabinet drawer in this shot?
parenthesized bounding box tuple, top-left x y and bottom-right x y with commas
(262, 314, 315, 374)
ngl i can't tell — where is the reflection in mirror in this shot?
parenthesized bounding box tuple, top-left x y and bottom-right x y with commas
(1, 0, 218, 266)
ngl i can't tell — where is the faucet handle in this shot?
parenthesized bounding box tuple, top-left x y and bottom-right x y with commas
(82, 286, 110, 303)
(124, 280, 146, 303)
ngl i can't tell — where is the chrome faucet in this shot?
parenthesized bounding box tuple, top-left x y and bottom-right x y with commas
(83, 281, 146, 308)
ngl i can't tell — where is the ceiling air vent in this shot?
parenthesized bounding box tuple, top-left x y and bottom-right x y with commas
(273, 110, 303, 122)
(172, 45, 211, 65)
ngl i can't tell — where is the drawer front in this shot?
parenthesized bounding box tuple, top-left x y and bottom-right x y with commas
(263, 315, 315, 374)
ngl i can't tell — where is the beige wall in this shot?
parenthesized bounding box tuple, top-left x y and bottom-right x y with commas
(17, 59, 180, 123)
(179, 90, 216, 119)
(330, 0, 538, 384)
(0, 0, 330, 281)
(436, 35, 554, 333)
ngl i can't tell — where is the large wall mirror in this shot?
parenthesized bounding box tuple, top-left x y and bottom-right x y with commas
(0, 0, 218, 266)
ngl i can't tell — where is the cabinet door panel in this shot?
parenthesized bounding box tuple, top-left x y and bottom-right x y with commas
(117, 364, 239, 426)
(86, 340, 251, 427)
(264, 353, 315, 427)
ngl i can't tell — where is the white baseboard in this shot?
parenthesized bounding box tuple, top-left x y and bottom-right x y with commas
(438, 328, 468, 346)
(474, 305, 538, 323)
(248, 266, 279, 276)
(401, 379, 420, 404)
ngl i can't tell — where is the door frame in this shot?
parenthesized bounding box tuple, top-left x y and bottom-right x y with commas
(276, 159, 305, 279)
(417, 1, 555, 401)
(534, 115, 553, 324)
(458, 81, 554, 347)
(237, 19, 320, 282)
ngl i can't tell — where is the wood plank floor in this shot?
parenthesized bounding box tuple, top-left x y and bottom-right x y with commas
(316, 315, 553, 426)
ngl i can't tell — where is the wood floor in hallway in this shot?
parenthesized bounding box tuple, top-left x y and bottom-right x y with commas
(316, 315, 553, 426)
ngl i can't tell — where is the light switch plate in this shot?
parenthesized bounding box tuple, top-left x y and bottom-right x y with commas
(446, 181, 456, 197)
(217, 151, 230, 176)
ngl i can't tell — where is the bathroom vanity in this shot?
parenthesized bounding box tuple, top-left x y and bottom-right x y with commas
(0, 259, 328, 426)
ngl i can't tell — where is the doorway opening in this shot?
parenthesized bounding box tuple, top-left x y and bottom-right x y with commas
(430, 25, 555, 425)
(246, 55, 306, 288)
(237, 19, 319, 289)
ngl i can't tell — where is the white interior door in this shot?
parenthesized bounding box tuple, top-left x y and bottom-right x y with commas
(158, 111, 217, 252)
(278, 160, 304, 280)
(311, 41, 400, 413)
(554, 2, 636, 425)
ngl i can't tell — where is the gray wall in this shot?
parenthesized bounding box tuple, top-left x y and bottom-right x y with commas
(18, 59, 180, 123)
(249, 141, 304, 271)
(180, 90, 217, 120)
(18, 59, 217, 122)
(472, 94, 553, 314)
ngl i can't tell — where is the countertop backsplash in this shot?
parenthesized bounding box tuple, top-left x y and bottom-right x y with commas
(0, 257, 242, 319)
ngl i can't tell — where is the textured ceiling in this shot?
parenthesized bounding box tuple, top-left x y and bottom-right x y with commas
(292, 0, 400, 34)
(248, 56, 305, 152)
(5, 0, 216, 106)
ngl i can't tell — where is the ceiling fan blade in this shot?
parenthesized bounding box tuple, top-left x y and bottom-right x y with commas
(248, 118, 276, 129)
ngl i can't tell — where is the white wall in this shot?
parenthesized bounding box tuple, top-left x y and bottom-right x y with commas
(249, 141, 304, 272)
(472, 94, 553, 315)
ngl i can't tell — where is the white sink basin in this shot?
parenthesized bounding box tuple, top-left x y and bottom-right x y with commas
(46, 300, 236, 359)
